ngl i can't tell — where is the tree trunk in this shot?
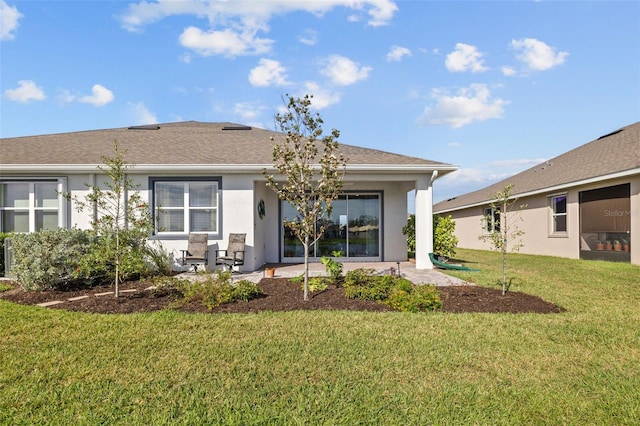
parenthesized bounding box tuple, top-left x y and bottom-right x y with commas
(303, 238, 310, 301)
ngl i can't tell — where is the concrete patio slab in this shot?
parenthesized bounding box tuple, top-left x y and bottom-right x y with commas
(180, 261, 471, 287)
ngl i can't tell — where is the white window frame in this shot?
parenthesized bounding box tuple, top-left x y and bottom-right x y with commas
(482, 206, 500, 235)
(151, 178, 221, 237)
(0, 178, 67, 233)
(549, 192, 568, 237)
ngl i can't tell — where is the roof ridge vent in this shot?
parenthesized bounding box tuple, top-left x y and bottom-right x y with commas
(597, 129, 623, 140)
(222, 125, 252, 131)
(128, 124, 161, 130)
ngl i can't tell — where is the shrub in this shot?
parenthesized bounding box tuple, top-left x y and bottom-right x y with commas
(173, 271, 263, 309)
(233, 279, 263, 302)
(343, 269, 395, 301)
(11, 229, 94, 291)
(307, 277, 329, 293)
(321, 256, 343, 283)
(433, 215, 459, 259)
(385, 284, 442, 313)
(343, 268, 442, 312)
(0, 232, 12, 276)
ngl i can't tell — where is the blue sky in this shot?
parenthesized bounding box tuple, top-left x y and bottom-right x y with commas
(1, 1, 639, 204)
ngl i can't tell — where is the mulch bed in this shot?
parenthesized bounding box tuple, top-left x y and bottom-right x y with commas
(0, 278, 565, 314)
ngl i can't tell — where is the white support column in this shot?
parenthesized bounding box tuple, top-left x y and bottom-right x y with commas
(415, 173, 436, 269)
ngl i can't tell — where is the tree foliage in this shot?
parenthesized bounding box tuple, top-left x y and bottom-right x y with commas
(479, 184, 526, 294)
(433, 215, 459, 259)
(263, 94, 346, 301)
(402, 214, 416, 253)
(64, 142, 154, 297)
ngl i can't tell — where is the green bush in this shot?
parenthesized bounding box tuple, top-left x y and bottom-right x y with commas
(233, 279, 263, 302)
(0, 232, 12, 276)
(321, 255, 343, 283)
(75, 230, 155, 285)
(343, 268, 442, 312)
(343, 269, 395, 301)
(173, 271, 263, 309)
(385, 284, 442, 313)
(11, 229, 94, 290)
(434, 215, 459, 259)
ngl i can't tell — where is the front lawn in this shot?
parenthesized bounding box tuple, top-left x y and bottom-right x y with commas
(1, 249, 638, 424)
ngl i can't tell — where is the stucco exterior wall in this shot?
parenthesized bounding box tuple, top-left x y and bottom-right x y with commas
(443, 175, 639, 266)
(4, 170, 435, 272)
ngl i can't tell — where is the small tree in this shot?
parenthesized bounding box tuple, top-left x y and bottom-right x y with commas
(479, 184, 526, 295)
(264, 94, 346, 301)
(402, 214, 416, 253)
(65, 142, 153, 297)
(433, 215, 459, 259)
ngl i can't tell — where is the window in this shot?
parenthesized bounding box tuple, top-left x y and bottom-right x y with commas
(152, 179, 220, 235)
(483, 207, 500, 234)
(282, 193, 381, 259)
(550, 194, 567, 234)
(1, 181, 61, 233)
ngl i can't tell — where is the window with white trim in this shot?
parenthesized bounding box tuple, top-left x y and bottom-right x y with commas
(483, 207, 501, 234)
(550, 194, 567, 234)
(152, 179, 220, 235)
(1, 181, 61, 233)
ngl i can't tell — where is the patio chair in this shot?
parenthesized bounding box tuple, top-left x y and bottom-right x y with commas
(181, 233, 209, 272)
(216, 233, 246, 273)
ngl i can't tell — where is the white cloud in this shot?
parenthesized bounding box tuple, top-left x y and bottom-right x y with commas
(120, 1, 397, 32)
(321, 55, 371, 86)
(298, 29, 318, 46)
(501, 66, 516, 76)
(4, 80, 46, 103)
(434, 158, 546, 202)
(179, 26, 273, 57)
(510, 38, 568, 71)
(0, 0, 23, 41)
(234, 101, 266, 122)
(419, 83, 509, 128)
(249, 58, 289, 87)
(78, 84, 114, 107)
(386, 45, 411, 62)
(129, 101, 158, 125)
(445, 43, 488, 73)
(301, 82, 341, 109)
(119, 1, 397, 57)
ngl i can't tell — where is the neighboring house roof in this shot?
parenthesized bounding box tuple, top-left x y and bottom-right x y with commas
(434, 121, 640, 213)
(0, 121, 457, 175)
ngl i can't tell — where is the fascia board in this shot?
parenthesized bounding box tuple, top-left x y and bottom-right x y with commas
(434, 167, 640, 214)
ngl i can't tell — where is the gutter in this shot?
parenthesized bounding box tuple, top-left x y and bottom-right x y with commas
(434, 167, 640, 214)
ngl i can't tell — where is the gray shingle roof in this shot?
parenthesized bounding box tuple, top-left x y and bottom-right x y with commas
(434, 121, 640, 213)
(0, 121, 455, 173)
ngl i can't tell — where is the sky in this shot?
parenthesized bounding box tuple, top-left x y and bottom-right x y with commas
(1, 0, 639, 205)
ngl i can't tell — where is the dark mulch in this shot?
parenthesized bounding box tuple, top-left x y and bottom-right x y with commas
(0, 278, 565, 314)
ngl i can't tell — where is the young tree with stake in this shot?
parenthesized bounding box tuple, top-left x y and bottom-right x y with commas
(264, 94, 346, 301)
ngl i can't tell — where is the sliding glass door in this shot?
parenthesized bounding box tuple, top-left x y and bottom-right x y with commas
(282, 193, 380, 260)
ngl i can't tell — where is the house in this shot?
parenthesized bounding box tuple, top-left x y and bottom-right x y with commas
(433, 122, 640, 266)
(0, 121, 457, 271)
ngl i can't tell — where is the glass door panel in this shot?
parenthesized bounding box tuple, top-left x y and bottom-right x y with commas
(316, 196, 347, 257)
(347, 195, 379, 257)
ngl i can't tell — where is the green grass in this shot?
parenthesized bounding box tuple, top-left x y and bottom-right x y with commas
(1, 249, 639, 424)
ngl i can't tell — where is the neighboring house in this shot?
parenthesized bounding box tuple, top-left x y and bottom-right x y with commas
(433, 122, 640, 266)
(0, 121, 457, 271)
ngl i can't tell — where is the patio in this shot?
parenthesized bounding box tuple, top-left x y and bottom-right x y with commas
(224, 261, 471, 286)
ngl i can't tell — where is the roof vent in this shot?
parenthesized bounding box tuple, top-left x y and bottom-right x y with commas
(222, 125, 252, 131)
(128, 125, 161, 130)
(597, 129, 623, 140)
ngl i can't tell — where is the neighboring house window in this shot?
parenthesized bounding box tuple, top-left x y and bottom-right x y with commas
(483, 207, 501, 234)
(0, 181, 61, 233)
(550, 194, 567, 234)
(152, 178, 221, 235)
